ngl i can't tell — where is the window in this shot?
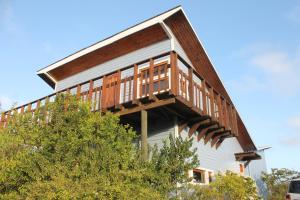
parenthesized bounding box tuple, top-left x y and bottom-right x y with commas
(208, 172, 213, 183)
(193, 169, 205, 183)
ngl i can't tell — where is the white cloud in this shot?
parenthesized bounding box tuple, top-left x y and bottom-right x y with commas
(235, 44, 300, 96)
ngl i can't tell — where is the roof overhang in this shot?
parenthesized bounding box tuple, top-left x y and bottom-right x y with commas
(235, 151, 261, 161)
(37, 6, 182, 88)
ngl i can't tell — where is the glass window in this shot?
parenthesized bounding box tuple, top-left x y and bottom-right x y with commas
(193, 169, 205, 183)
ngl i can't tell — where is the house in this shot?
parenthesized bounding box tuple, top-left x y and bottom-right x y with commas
(0, 6, 263, 185)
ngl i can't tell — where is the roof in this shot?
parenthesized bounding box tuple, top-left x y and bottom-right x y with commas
(37, 6, 182, 87)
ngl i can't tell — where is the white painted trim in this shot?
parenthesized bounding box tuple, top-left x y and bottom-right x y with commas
(160, 22, 174, 51)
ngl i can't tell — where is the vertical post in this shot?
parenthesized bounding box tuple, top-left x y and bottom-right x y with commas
(0, 112, 5, 128)
(88, 80, 94, 101)
(101, 76, 107, 110)
(141, 109, 148, 161)
(116, 70, 121, 106)
(233, 108, 239, 136)
(202, 80, 207, 115)
(133, 64, 138, 102)
(217, 94, 223, 126)
(170, 52, 178, 96)
(76, 85, 81, 99)
(188, 67, 194, 107)
(223, 100, 229, 130)
(210, 87, 215, 120)
(149, 58, 154, 99)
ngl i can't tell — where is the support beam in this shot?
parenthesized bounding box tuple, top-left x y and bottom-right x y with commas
(197, 124, 218, 142)
(178, 121, 188, 134)
(188, 119, 210, 137)
(117, 98, 176, 116)
(141, 110, 148, 161)
(211, 132, 231, 147)
(204, 127, 224, 144)
(216, 138, 224, 149)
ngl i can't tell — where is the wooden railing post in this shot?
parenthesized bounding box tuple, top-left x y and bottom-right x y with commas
(233, 108, 238, 136)
(101, 76, 107, 110)
(170, 52, 178, 96)
(133, 64, 138, 102)
(210, 88, 215, 120)
(149, 58, 154, 99)
(116, 70, 121, 105)
(76, 85, 81, 99)
(0, 112, 5, 128)
(188, 67, 194, 107)
(201, 80, 207, 115)
(217, 94, 223, 126)
(88, 80, 94, 102)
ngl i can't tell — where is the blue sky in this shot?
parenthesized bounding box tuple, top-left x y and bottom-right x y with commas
(0, 0, 300, 170)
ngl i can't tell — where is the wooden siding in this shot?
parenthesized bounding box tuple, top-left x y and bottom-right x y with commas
(55, 40, 171, 91)
(181, 127, 244, 173)
(164, 10, 232, 104)
(49, 24, 169, 81)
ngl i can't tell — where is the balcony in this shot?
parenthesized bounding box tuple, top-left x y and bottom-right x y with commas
(0, 51, 239, 148)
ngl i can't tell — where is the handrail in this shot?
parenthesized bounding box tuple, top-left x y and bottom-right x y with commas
(0, 51, 239, 136)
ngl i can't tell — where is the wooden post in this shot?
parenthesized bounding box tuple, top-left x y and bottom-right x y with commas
(101, 76, 107, 110)
(116, 70, 121, 105)
(170, 52, 178, 96)
(88, 80, 94, 101)
(0, 112, 5, 128)
(141, 109, 148, 161)
(224, 100, 229, 130)
(149, 59, 154, 99)
(217, 94, 223, 126)
(133, 64, 138, 102)
(76, 85, 81, 99)
(202, 80, 207, 115)
(188, 67, 194, 107)
(210, 88, 215, 120)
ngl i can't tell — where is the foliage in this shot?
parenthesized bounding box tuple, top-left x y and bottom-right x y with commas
(148, 135, 199, 195)
(262, 168, 300, 200)
(0, 95, 198, 199)
(180, 171, 260, 200)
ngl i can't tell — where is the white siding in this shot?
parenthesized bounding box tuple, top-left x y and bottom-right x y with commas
(55, 40, 171, 91)
(147, 119, 175, 150)
(245, 150, 268, 199)
(181, 127, 244, 173)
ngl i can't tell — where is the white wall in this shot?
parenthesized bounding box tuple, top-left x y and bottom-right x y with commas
(181, 127, 244, 174)
(55, 39, 171, 91)
(245, 150, 268, 199)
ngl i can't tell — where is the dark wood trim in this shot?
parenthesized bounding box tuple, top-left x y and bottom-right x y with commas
(117, 98, 176, 116)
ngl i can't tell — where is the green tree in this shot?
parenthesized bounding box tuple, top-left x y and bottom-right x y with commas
(262, 168, 300, 200)
(180, 171, 260, 200)
(0, 95, 198, 199)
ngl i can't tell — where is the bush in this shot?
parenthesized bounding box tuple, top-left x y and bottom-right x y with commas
(180, 171, 260, 200)
(0, 95, 198, 199)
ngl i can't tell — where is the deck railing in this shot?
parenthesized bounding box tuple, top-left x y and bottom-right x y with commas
(0, 51, 239, 136)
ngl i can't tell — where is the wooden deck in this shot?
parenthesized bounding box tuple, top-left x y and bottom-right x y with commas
(0, 51, 239, 148)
